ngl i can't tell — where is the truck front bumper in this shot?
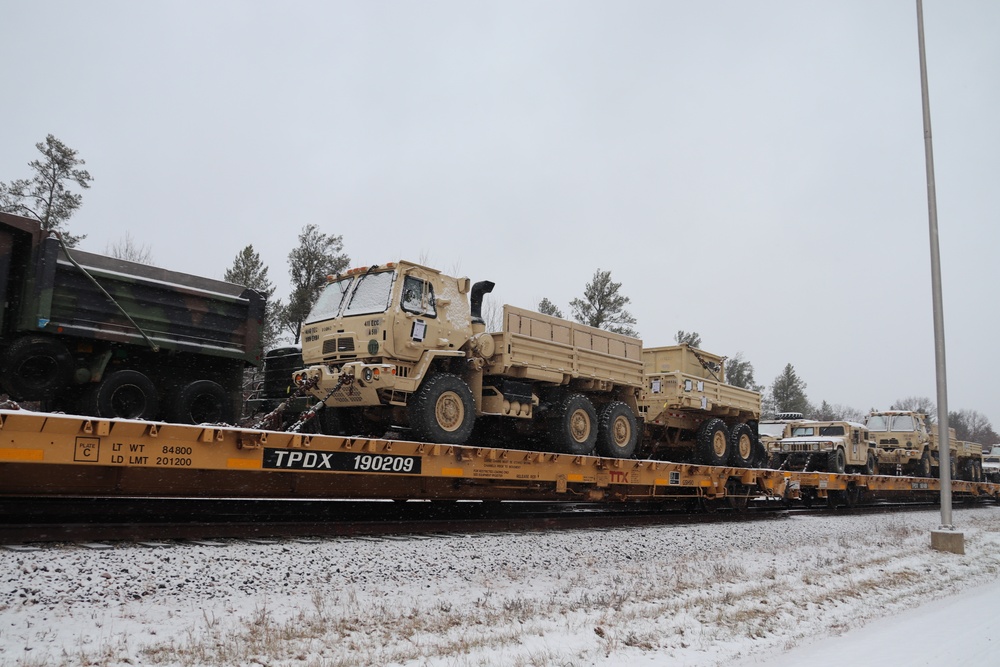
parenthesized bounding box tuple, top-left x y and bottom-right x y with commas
(297, 362, 399, 407)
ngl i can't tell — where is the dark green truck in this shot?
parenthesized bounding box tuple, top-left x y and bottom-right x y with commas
(0, 212, 263, 423)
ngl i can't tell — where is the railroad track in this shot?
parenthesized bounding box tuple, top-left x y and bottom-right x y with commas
(1, 495, 976, 546)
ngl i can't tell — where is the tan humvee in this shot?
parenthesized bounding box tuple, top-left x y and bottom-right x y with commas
(760, 412, 813, 468)
(296, 261, 643, 457)
(770, 420, 878, 474)
(637, 344, 763, 467)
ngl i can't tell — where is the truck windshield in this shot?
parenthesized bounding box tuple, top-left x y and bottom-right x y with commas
(889, 415, 916, 431)
(343, 271, 396, 317)
(306, 277, 355, 323)
(866, 415, 888, 431)
(792, 426, 815, 437)
(759, 423, 787, 438)
(819, 425, 845, 436)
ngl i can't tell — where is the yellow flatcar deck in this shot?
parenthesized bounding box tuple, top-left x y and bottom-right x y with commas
(0, 410, 996, 503)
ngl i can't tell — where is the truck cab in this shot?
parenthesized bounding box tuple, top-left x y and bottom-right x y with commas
(296, 261, 485, 435)
(771, 420, 878, 474)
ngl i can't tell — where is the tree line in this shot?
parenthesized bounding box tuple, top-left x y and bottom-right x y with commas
(3, 135, 997, 444)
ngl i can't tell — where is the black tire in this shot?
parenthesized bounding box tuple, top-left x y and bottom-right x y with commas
(596, 401, 639, 458)
(728, 423, 755, 468)
(81, 370, 159, 420)
(0, 335, 74, 401)
(828, 448, 846, 474)
(766, 452, 782, 469)
(166, 380, 232, 424)
(916, 449, 932, 478)
(547, 393, 598, 456)
(695, 418, 729, 467)
(864, 450, 878, 476)
(407, 373, 475, 445)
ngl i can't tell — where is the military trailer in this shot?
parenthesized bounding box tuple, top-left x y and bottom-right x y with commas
(769, 420, 878, 474)
(0, 212, 263, 423)
(636, 345, 763, 467)
(294, 261, 644, 456)
(865, 410, 982, 481)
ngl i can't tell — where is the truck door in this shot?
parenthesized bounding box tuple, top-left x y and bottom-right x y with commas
(393, 274, 438, 362)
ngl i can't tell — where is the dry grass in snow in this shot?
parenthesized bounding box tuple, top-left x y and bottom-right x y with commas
(1, 506, 999, 667)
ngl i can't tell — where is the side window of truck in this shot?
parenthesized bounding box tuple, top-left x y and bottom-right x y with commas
(401, 276, 437, 317)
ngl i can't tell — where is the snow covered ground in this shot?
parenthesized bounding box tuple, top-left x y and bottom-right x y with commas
(1, 505, 998, 667)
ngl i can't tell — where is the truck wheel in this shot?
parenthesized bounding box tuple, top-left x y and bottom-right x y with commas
(864, 450, 878, 476)
(407, 373, 475, 445)
(695, 418, 729, 467)
(548, 394, 598, 456)
(728, 424, 755, 468)
(82, 370, 159, 420)
(827, 448, 846, 474)
(166, 380, 231, 424)
(916, 450, 932, 478)
(596, 402, 638, 458)
(0, 336, 74, 401)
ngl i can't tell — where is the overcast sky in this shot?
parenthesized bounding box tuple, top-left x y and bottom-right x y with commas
(3, 1, 998, 431)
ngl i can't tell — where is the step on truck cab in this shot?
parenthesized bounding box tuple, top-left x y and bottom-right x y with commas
(295, 261, 644, 457)
(770, 420, 878, 474)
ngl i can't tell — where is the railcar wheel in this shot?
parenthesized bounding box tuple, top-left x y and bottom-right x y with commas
(728, 423, 755, 468)
(166, 380, 232, 424)
(547, 393, 598, 456)
(695, 418, 730, 467)
(407, 373, 475, 445)
(82, 370, 159, 420)
(595, 401, 638, 459)
(0, 335, 74, 401)
(827, 447, 846, 474)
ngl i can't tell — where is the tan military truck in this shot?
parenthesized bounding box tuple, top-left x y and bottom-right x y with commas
(294, 261, 644, 457)
(769, 420, 878, 474)
(637, 345, 763, 467)
(983, 445, 1000, 484)
(864, 410, 982, 480)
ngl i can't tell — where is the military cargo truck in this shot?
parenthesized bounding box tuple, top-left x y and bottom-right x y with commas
(294, 260, 644, 456)
(0, 212, 264, 423)
(637, 345, 763, 467)
(865, 410, 982, 481)
(769, 420, 878, 474)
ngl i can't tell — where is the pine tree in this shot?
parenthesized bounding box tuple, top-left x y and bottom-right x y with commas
(225, 245, 283, 351)
(726, 352, 762, 391)
(537, 298, 564, 319)
(675, 330, 702, 348)
(0, 134, 92, 246)
(769, 363, 811, 415)
(569, 269, 638, 337)
(281, 225, 350, 342)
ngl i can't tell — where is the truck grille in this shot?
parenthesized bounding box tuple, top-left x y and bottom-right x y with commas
(322, 337, 356, 356)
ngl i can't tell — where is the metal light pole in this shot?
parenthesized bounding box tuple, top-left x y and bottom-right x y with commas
(916, 0, 960, 548)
